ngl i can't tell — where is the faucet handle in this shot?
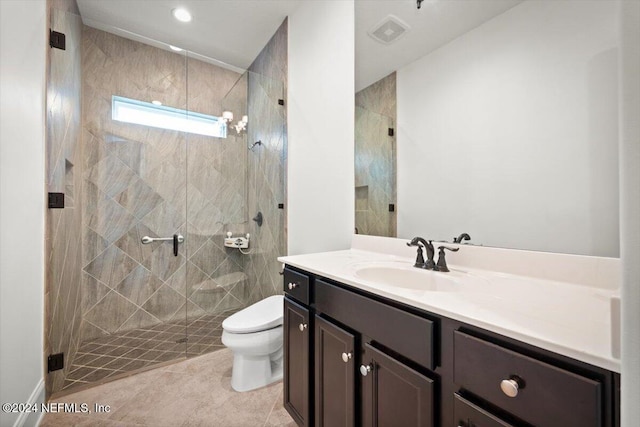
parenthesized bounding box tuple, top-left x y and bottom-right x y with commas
(407, 239, 427, 268)
(436, 246, 459, 272)
(413, 245, 425, 268)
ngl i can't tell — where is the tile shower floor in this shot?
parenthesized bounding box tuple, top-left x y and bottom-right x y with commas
(64, 309, 240, 390)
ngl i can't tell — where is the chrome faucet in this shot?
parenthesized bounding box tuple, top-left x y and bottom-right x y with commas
(407, 237, 436, 270)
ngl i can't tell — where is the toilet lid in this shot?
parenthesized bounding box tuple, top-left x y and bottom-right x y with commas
(222, 295, 284, 333)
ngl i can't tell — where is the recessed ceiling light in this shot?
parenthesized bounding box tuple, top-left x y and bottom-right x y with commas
(169, 45, 183, 52)
(152, 100, 163, 106)
(172, 8, 192, 23)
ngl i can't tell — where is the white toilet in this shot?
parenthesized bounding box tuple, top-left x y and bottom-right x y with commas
(221, 295, 284, 392)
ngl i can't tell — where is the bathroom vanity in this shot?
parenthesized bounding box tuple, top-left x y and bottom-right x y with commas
(279, 238, 620, 427)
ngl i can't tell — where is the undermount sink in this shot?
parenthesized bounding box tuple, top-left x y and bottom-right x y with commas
(352, 262, 463, 291)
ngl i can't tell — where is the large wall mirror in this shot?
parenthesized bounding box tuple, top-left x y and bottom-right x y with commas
(355, 0, 620, 257)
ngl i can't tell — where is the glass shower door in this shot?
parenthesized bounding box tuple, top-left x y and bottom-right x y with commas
(182, 66, 288, 358)
(48, 24, 190, 394)
(182, 62, 249, 358)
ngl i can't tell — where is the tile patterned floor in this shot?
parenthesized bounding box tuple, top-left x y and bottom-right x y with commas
(64, 310, 240, 391)
(42, 348, 295, 427)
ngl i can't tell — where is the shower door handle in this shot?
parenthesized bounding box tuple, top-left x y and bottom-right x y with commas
(173, 234, 179, 257)
(141, 235, 184, 244)
(141, 234, 184, 257)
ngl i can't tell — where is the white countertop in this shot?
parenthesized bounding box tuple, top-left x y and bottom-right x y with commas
(279, 245, 621, 373)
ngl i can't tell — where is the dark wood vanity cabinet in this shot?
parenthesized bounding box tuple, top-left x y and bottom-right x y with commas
(284, 297, 311, 427)
(313, 315, 434, 427)
(314, 315, 356, 427)
(282, 266, 619, 427)
(361, 343, 435, 427)
(284, 267, 436, 427)
(453, 331, 602, 427)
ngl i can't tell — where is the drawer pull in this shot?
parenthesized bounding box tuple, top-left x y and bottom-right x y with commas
(360, 364, 373, 376)
(341, 352, 352, 363)
(298, 323, 308, 332)
(500, 377, 522, 398)
(288, 282, 298, 290)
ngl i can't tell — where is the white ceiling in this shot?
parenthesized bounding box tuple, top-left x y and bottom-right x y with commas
(76, 0, 302, 72)
(76, 0, 521, 88)
(355, 0, 522, 91)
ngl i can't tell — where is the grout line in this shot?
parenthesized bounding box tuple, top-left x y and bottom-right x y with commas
(263, 384, 284, 427)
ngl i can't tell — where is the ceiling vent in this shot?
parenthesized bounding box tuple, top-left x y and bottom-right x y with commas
(368, 15, 410, 45)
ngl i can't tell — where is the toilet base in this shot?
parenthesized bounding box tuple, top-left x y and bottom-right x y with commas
(221, 296, 285, 393)
(230, 351, 283, 392)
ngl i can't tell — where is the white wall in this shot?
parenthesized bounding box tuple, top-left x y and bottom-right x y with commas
(620, 1, 640, 425)
(287, 0, 355, 255)
(0, 1, 47, 426)
(397, 0, 619, 257)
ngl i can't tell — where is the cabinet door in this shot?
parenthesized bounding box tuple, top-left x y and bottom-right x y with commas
(453, 394, 513, 427)
(284, 297, 311, 426)
(361, 343, 434, 427)
(315, 315, 356, 427)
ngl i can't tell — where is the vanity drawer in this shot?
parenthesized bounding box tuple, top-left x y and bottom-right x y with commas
(315, 279, 435, 370)
(454, 394, 514, 427)
(453, 331, 601, 427)
(283, 267, 310, 305)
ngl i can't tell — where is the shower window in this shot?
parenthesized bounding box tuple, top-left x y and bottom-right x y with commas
(112, 95, 227, 138)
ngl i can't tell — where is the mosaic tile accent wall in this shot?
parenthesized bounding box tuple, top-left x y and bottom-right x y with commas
(245, 19, 288, 303)
(355, 72, 397, 237)
(80, 27, 247, 343)
(45, 2, 84, 396)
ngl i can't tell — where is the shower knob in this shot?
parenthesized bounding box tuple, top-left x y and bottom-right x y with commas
(299, 323, 308, 332)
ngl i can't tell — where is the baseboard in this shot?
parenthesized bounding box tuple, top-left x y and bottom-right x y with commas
(13, 378, 45, 427)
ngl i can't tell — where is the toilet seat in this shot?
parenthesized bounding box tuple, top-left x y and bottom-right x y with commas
(222, 295, 283, 334)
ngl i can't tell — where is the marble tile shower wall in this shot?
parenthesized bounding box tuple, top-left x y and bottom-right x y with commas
(79, 27, 248, 343)
(355, 72, 396, 237)
(245, 20, 288, 303)
(46, 3, 84, 396)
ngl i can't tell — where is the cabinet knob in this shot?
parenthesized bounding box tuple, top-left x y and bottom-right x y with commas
(298, 323, 308, 332)
(500, 378, 521, 398)
(360, 364, 373, 376)
(341, 352, 352, 363)
(288, 282, 298, 290)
